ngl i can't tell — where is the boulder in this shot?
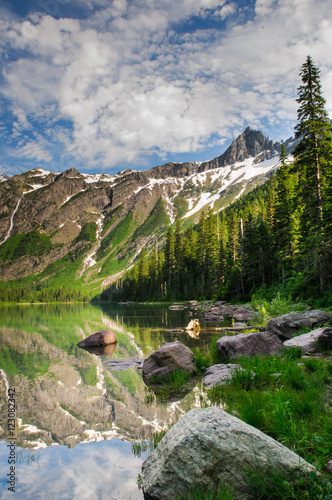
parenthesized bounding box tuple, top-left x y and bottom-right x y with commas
(142, 341, 195, 382)
(219, 306, 236, 316)
(141, 407, 315, 500)
(169, 304, 184, 310)
(283, 328, 325, 353)
(204, 363, 246, 388)
(204, 307, 224, 322)
(317, 327, 332, 349)
(266, 310, 332, 341)
(233, 307, 253, 322)
(186, 300, 199, 309)
(217, 331, 283, 361)
(77, 330, 117, 349)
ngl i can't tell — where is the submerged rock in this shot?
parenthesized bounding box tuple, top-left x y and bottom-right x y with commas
(142, 341, 195, 383)
(104, 358, 143, 371)
(217, 331, 282, 361)
(77, 330, 117, 349)
(266, 310, 332, 341)
(141, 407, 315, 500)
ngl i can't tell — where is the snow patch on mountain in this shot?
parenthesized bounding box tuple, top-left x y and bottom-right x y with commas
(182, 154, 280, 219)
(82, 173, 117, 184)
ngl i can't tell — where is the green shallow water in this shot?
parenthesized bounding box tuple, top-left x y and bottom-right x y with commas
(0, 302, 228, 499)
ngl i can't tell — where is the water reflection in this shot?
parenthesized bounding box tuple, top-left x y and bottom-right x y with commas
(78, 342, 118, 356)
(0, 303, 223, 499)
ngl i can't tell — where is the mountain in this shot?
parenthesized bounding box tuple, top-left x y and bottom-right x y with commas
(0, 174, 10, 183)
(0, 128, 290, 295)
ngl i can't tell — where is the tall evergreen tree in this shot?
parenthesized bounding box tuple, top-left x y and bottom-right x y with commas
(294, 55, 332, 291)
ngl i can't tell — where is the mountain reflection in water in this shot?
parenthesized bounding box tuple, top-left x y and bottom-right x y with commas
(0, 303, 226, 499)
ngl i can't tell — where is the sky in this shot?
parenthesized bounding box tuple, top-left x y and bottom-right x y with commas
(0, 0, 332, 176)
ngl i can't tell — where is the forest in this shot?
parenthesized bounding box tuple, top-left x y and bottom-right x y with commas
(105, 56, 332, 306)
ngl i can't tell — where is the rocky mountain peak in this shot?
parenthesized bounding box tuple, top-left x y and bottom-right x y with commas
(55, 167, 81, 180)
(199, 127, 275, 171)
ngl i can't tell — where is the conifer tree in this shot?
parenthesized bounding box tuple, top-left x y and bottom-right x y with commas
(294, 55, 332, 290)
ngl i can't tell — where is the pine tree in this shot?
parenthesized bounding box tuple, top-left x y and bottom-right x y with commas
(294, 55, 332, 291)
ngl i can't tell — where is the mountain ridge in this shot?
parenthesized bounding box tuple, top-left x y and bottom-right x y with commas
(0, 127, 293, 294)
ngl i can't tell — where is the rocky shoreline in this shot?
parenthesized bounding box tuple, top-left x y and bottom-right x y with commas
(139, 308, 332, 499)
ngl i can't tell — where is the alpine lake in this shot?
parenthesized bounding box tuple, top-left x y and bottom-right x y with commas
(0, 302, 231, 499)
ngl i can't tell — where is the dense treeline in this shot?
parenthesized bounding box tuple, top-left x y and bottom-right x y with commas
(0, 284, 90, 303)
(105, 57, 332, 304)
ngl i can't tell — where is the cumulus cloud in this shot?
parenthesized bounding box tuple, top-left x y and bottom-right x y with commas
(0, 0, 332, 173)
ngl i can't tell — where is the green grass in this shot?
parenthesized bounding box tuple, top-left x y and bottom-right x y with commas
(193, 348, 214, 373)
(246, 468, 332, 500)
(207, 353, 332, 468)
(149, 369, 191, 390)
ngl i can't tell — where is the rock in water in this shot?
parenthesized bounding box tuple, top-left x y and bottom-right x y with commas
(266, 310, 332, 340)
(185, 319, 200, 331)
(77, 330, 117, 349)
(142, 341, 195, 382)
(141, 407, 315, 500)
(216, 331, 282, 361)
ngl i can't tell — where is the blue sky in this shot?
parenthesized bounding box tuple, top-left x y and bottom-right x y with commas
(1, 0, 332, 176)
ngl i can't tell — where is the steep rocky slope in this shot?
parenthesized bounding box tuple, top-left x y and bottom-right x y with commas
(0, 128, 293, 290)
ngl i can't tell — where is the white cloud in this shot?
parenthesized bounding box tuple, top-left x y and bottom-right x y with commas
(0, 0, 332, 173)
(218, 3, 237, 19)
(19, 140, 53, 163)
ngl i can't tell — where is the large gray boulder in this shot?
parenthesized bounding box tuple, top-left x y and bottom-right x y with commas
(142, 341, 195, 382)
(217, 331, 282, 361)
(283, 328, 325, 354)
(141, 407, 315, 500)
(266, 310, 332, 341)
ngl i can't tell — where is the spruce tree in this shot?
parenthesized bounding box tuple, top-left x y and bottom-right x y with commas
(294, 55, 332, 291)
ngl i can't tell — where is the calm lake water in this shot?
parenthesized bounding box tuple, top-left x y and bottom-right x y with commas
(0, 303, 228, 499)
